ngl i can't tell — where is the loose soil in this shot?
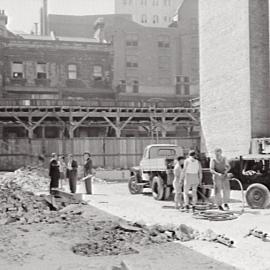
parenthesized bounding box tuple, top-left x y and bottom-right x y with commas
(0, 204, 235, 270)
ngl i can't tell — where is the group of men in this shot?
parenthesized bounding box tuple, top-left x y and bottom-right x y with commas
(48, 152, 93, 194)
(173, 148, 231, 212)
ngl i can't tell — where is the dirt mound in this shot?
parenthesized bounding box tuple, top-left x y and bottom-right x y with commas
(71, 222, 196, 257)
(1, 166, 49, 193)
(0, 180, 83, 226)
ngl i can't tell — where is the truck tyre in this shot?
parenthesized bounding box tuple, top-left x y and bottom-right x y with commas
(128, 175, 143, 195)
(246, 183, 270, 209)
(152, 176, 164, 200)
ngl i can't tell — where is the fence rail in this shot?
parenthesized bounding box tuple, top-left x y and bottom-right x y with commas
(0, 137, 200, 171)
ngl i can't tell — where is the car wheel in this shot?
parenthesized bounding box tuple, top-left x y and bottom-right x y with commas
(152, 176, 164, 200)
(246, 183, 270, 209)
(128, 175, 143, 195)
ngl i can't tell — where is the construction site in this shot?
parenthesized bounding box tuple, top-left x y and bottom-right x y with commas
(0, 0, 270, 269)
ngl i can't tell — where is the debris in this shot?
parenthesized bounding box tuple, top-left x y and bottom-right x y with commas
(245, 228, 269, 242)
(199, 229, 234, 248)
(193, 210, 238, 221)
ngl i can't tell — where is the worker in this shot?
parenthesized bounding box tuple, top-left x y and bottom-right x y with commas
(173, 156, 185, 210)
(49, 153, 60, 193)
(210, 148, 231, 211)
(182, 150, 202, 212)
(83, 152, 93, 194)
(58, 155, 66, 190)
(66, 154, 78, 193)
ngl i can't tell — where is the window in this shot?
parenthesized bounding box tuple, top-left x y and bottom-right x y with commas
(129, 0, 133, 5)
(132, 80, 139, 93)
(159, 56, 170, 70)
(158, 149, 176, 157)
(123, 0, 127, 5)
(152, 0, 159, 6)
(164, 0, 170, 6)
(126, 55, 138, 68)
(36, 63, 47, 79)
(153, 15, 159, 24)
(93, 65, 103, 81)
(141, 0, 147, 5)
(158, 35, 170, 48)
(67, 64, 77, 79)
(164, 16, 167, 22)
(126, 33, 138, 46)
(12, 62, 24, 79)
(141, 14, 147, 23)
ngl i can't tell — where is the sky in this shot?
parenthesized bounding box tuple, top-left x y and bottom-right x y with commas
(1, 0, 115, 33)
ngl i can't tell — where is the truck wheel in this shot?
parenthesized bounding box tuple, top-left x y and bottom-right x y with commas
(152, 176, 164, 200)
(246, 183, 270, 209)
(128, 175, 143, 195)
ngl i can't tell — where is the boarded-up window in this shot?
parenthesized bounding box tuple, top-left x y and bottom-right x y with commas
(12, 62, 24, 79)
(68, 64, 77, 79)
(36, 63, 47, 79)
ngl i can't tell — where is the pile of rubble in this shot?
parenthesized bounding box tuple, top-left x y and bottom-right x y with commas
(0, 180, 83, 226)
(1, 166, 49, 193)
(72, 222, 201, 257)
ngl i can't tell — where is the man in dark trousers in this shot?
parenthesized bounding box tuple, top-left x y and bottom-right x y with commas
(67, 154, 78, 193)
(49, 153, 60, 193)
(83, 152, 93, 194)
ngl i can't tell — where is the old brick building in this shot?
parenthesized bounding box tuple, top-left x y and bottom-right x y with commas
(0, 34, 113, 100)
(200, 0, 270, 158)
(48, 13, 197, 104)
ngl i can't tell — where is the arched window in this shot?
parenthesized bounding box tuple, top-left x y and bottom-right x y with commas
(153, 15, 159, 24)
(141, 14, 147, 23)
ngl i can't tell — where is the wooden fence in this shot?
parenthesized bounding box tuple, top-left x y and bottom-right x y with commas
(0, 137, 200, 171)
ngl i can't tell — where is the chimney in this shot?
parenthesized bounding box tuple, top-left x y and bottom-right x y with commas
(0, 10, 8, 37)
(40, 0, 48, 35)
(0, 10, 8, 27)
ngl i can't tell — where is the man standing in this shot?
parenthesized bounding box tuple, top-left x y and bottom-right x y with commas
(210, 148, 231, 211)
(83, 152, 93, 194)
(173, 156, 185, 210)
(182, 150, 202, 212)
(67, 154, 78, 193)
(49, 153, 60, 193)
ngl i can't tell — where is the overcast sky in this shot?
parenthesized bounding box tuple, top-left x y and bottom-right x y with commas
(1, 0, 115, 33)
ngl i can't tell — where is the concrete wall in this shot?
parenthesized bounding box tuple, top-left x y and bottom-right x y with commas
(177, 0, 199, 88)
(249, 0, 270, 137)
(200, 0, 252, 158)
(200, 0, 270, 158)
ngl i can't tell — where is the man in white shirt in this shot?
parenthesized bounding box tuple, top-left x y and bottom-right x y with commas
(182, 150, 202, 212)
(173, 156, 185, 209)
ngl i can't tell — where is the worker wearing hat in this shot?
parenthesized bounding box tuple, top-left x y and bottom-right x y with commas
(182, 150, 202, 212)
(210, 148, 231, 211)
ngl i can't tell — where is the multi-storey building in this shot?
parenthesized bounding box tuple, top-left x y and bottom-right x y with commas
(114, 0, 183, 27)
(49, 13, 196, 103)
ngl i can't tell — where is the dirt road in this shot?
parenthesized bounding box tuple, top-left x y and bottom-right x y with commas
(85, 182, 270, 270)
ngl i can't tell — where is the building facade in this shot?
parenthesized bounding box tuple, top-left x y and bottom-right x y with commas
(114, 0, 183, 27)
(199, 0, 270, 158)
(49, 13, 196, 103)
(176, 0, 199, 95)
